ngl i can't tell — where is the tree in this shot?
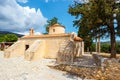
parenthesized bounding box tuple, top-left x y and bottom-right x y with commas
(68, 0, 120, 58)
(78, 27, 93, 52)
(5, 34, 18, 42)
(0, 34, 6, 42)
(45, 17, 60, 33)
(0, 34, 18, 42)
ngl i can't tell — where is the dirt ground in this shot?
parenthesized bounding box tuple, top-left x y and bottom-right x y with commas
(50, 53, 120, 80)
(0, 51, 82, 80)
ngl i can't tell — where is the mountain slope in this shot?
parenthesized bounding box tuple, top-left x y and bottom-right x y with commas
(0, 31, 24, 37)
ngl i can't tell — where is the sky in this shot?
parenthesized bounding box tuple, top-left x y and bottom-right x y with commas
(0, 0, 119, 41)
(0, 0, 79, 35)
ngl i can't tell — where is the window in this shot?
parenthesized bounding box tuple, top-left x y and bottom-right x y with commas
(53, 29, 55, 32)
(25, 45, 29, 50)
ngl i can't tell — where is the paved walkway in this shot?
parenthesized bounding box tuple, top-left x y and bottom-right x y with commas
(0, 51, 81, 80)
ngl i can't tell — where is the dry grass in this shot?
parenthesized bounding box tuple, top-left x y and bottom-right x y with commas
(49, 53, 120, 80)
(99, 53, 120, 59)
(49, 62, 120, 80)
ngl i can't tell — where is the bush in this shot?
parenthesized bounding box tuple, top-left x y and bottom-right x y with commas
(90, 42, 120, 53)
(90, 43, 96, 52)
(0, 34, 18, 42)
(101, 43, 111, 53)
(116, 43, 120, 54)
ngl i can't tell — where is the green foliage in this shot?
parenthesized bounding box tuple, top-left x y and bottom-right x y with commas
(84, 37, 93, 51)
(90, 43, 96, 52)
(45, 17, 60, 33)
(46, 26, 49, 34)
(100, 43, 120, 53)
(116, 42, 120, 53)
(47, 17, 58, 26)
(89, 42, 120, 54)
(68, 0, 120, 57)
(101, 43, 111, 53)
(78, 27, 93, 51)
(69, 0, 120, 38)
(0, 34, 18, 42)
(0, 34, 6, 42)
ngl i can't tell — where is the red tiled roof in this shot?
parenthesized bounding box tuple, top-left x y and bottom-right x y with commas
(74, 36, 83, 42)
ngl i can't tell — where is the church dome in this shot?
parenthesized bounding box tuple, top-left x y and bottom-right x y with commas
(49, 23, 65, 34)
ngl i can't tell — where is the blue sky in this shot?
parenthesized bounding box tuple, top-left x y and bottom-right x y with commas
(0, 0, 78, 34)
(0, 0, 119, 41)
(24, 0, 78, 33)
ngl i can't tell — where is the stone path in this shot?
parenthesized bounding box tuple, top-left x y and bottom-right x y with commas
(0, 51, 81, 80)
(73, 54, 96, 67)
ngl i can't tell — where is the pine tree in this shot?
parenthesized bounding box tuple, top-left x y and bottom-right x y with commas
(45, 17, 60, 33)
(68, 0, 120, 58)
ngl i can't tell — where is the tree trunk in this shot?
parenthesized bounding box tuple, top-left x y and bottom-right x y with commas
(98, 36, 100, 53)
(96, 38, 97, 52)
(109, 24, 116, 58)
(96, 29, 100, 54)
(96, 38, 100, 53)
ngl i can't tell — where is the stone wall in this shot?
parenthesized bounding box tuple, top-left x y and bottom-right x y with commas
(4, 41, 25, 58)
(57, 40, 83, 65)
(92, 53, 102, 66)
(57, 40, 75, 64)
(24, 40, 46, 61)
(21, 36, 70, 59)
(92, 53, 120, 72)
(5, 35, 70, 60)
(4, 33, 84, 61)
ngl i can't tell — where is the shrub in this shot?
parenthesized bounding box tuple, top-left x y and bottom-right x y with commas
(90, 43, 96, 52)
(89, 42, 120, 53)
(101, 43, 111, 53)
(0, 34, 18, 42)
(116, 43, 120, 54)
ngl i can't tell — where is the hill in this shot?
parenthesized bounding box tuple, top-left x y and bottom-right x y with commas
(0, 31, 24, 37)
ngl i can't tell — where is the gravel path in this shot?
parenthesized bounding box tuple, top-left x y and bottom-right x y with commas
(0, 51, 81, 80)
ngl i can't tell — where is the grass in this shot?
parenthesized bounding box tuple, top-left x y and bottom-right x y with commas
(99, 53, 120, 59)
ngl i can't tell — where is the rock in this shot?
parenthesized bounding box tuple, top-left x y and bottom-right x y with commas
(51, 61, 120, 80)
(65, 66, 71, 71)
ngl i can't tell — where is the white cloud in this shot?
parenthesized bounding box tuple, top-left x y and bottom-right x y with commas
(17, 32, 29, 35)
(17, 0, 28, 3)
(35, 32, 41, 35)
(17, 31, 41, 35)
(0, 0, 47, 33)
(45, 0, 49, 3)
(76, 0, 89, 3)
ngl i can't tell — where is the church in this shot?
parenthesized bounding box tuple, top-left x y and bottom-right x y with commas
(4, 24, 84, 61)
